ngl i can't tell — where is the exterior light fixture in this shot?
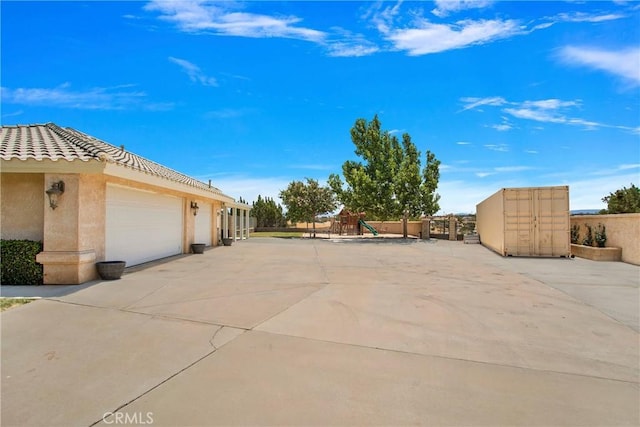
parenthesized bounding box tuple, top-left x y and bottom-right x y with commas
(46, 181, 65, 210)
(190, 201, 199, 216)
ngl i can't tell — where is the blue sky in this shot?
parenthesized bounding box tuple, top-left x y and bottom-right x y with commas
(2, 1, 639, 213)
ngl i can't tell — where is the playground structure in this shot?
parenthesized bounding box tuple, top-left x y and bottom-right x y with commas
(330, 209, 378, 236)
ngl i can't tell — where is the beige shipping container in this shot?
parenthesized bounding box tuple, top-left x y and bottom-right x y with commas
(476, 186, 570, 257)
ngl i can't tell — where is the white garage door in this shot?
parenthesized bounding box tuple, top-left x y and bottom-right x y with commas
(194, 202, 212, 246)
(106, 184, 183, 266)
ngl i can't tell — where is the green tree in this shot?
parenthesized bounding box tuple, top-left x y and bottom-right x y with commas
(252, 195, 285, 228)
(329, 115, 441, 237)
(421, 150, 441, 215)
(280, 178, 337, 238)
(602, 183, 640, 214)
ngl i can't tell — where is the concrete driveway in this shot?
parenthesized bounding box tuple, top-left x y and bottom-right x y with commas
(1, 238, 638, 426)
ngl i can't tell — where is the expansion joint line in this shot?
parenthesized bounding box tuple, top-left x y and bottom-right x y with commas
(89, 332, 223, 427)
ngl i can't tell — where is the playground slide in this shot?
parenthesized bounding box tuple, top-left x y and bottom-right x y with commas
(358, 219, 379, 236)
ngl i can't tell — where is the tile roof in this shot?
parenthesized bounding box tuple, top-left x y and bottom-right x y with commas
(1, 123, 230, 197)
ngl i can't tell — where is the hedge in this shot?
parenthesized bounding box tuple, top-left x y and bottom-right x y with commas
(1, 240, 43, 286)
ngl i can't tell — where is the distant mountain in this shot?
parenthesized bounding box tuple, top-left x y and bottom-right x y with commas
(570, 209, 601, 215)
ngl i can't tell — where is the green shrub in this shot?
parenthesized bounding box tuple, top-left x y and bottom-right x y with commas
(570, 224, 580, 244)
(582, 224, 594, 247)
(594, 223, 607, 248)
(1, 240, 43, 286)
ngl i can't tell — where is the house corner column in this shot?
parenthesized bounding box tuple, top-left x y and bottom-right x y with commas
(184, 198, 196, 252)
(36, 174, 101, 284)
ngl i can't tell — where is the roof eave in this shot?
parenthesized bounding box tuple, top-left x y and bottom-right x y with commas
(103, 162, 236, 203)
(0, 158, 105, 174)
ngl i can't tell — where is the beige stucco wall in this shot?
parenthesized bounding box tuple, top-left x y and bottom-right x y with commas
(571, 214, 640, 265)
(79, 174, 106, 261)
(42, 173, 80, 252)
(183, 198, 220, 249)
(0, 173, 44, 241)
(362, 221, 423, 236)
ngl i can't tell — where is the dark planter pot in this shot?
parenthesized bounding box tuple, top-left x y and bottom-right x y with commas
(191, 243, 206, 254)
(222, 238, 233, 246)
(96, 261, 126, 280)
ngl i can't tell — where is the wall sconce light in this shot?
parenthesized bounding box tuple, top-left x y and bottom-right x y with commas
(46, 181, 65, 210)
(190, 201, 199, 216)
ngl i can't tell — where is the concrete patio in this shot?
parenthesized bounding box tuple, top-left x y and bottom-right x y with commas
(1, 238, 638, 426)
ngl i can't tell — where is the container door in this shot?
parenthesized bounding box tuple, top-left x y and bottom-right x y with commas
(504, 189, 534, 256)
(533, 187, 570, 256)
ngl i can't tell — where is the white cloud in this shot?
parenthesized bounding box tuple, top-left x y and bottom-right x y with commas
(460, 96, 507, 111)
(456, 141, 471, 145)
(499, 98, 582, 124)
(168, 57, 218, 87)
(149, 1, 381, 57)
(326, 36, 380, 57)
(532, 22, 555, 31)
(469, 165, 535, 181)
(555, 12, 627, 23)
(618, 164, 640, 170)
(0, 83, 171, 111)
(483, 144, 509, 152)
(566, 118, 601, 130)
(590, 164, 640, 176)
(461, 96, 633, 132)
(324, 27, 381, 57)
(532, 11, 627, 32)
(491, 123, 512, 131)
(522, 99, 580, 109)
(558, 46, 640, 86)
(503, 103, 605, 130)
(431, 0, 493, 18)
(385, 18, 522, 56)
(367, 1, 403, 34)
(616, 125, 640, 135)
(145, 1, 325, 42)
(503, 107, 565, 123)
(1, 109, 23, 119)
(475, 172, 494, 178)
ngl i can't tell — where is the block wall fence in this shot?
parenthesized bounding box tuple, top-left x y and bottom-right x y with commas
(570, 213, 640, 265)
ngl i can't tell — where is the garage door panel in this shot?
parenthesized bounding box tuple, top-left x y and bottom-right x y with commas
(106, 185, 183, 266)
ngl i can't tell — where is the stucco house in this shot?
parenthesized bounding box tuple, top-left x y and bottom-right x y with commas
(1, 123, 250, 285)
